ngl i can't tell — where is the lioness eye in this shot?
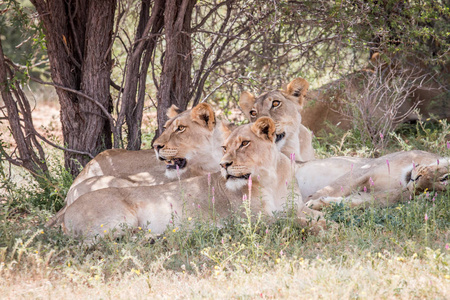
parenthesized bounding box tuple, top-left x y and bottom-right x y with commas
(272, 100, 281, 108)
(222, 146, 227, 153)
(177, 125, 186, 132)
(413, 175, 422, 182)
(250, 110, 257, 117)
(240, 141, 250, 148)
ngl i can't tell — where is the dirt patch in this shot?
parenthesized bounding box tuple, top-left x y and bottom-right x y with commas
(1, 87, 62, 148)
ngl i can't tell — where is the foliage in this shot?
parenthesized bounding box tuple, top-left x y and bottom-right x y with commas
(0, 151, 71, 212)
(0, 0, 47, 77)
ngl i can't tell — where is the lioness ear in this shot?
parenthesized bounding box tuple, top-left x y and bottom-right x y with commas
(167, 105, 181, 119)
(239, 91, 256, 117)
(191, 103, 216, 131)
(220, 120, 234, 139)
(285, 77, 309, 107)
(251, 117, 276, 142)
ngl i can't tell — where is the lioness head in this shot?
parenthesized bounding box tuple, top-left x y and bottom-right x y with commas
(239, 78, 309, 152)
(407, 160, 450, 193)
(153, 103, 224, 179)
(220, 117, 278, 191)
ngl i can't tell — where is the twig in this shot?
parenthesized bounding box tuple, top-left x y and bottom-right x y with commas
(29, 76, 116, 130)
(32, 129, 94, 159)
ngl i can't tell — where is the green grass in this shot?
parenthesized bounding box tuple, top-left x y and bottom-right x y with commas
(1, 119, 449, 298)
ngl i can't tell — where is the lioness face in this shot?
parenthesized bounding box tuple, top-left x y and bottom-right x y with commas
(239, 78, 309, 151)
(407, 161, 450, 193)
(153, 103, 216, 178)
(220, 117, 277, 191)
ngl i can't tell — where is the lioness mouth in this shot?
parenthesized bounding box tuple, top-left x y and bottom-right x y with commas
(226, 173, 251, 180)
(275, 132, 286, 143)
(165, 158, 187, 170)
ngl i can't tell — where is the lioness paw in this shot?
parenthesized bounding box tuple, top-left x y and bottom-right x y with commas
(305, 198, 326, 211)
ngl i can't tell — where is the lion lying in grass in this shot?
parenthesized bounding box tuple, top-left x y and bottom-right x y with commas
(60, 118, 324, 242)
(46, 103, 231, 227)
(304, 150, 449, 210)
(239, 78, 315, 162)
(65, 103, 230, 205)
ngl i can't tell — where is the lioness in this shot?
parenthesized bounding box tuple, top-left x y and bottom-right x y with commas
(66, 103, 229, 204)
(295, 156, 371, 198)
(46, 103, 231, 227)
(304, 150, 449, 210)
(60, 118, 323, 242)
(153, 103, 232, 179)
(239, 78, 315, 162)
(301, 66, 450, 134)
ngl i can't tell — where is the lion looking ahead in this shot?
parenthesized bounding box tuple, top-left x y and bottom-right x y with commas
(239, 78, 315, 162)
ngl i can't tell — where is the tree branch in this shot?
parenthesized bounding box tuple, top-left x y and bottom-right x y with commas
(30, 76, 116, 131)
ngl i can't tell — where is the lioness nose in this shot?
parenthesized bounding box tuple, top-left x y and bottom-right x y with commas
(154, 144, 164, 152)
(220, 161, 232, 170)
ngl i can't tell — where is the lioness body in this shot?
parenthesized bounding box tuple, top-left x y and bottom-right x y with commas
(239, 78, 315, 162)
(61, 118, 323, 241)
(305, 150, 448, 209)
(47, 103, 230, 228)
(296, 156, 371, 198)
(64, 174, 237, 237)
(66, 103, 228, 204)
(70, 149, 166, 191)
(301, 71, 450, 134)
(68, 157, 371, 208)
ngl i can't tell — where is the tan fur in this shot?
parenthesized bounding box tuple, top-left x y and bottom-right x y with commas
(250, 117, 276, 142)
(239, 78, 315, 162)
(47, 103, 230, 227)
(153, 102, 230, 179)
(304, 150, 448, 210)
(69, 103, 227, 195)
(407, 161, 450, 193)
(301, 68, 450, 135)
(69, 149, 166, 196)
(295, 156, 371, 198)
(190, 103, 216, 131)
(286, 77, 309, 107)
(60, 118, 325, 243)
(166, 104, 180, 119)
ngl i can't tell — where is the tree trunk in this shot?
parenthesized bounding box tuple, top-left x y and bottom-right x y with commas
(118, 0, 165, 150)
(156, 0, 196, 137)
(31, 0, 116, 176)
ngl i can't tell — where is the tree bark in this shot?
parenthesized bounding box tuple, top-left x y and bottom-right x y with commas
(118, 0, 165, 150)
(156, 0, 196, 137)
(30, 0, 116, 176)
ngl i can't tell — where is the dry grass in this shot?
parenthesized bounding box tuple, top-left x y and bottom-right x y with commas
(1, 247, 449, 299)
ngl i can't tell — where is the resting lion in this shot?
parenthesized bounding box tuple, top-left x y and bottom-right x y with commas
(65, 103, 230, 205)
(60, 118, 324, 242)
(239, 78, 315, 162)
(304, 150, 449, 210)
(46, 103, 230, 227)
(301, 64, 450, 135)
